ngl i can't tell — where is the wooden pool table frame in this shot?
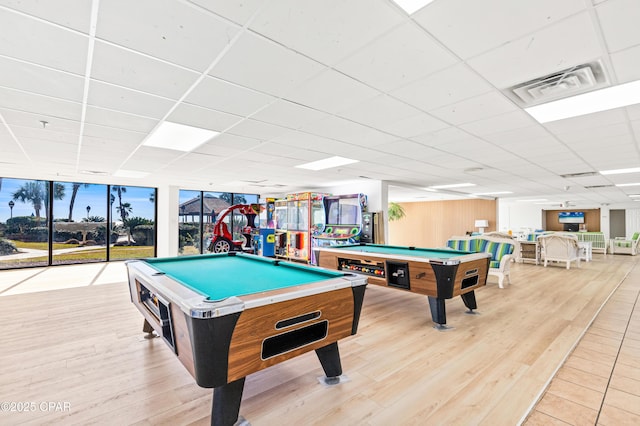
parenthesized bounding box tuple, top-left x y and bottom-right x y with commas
(126, 253, 367, 426)
(316, 244, 490, 329)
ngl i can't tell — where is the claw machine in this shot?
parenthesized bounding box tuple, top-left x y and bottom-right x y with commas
(286, 192, 328, 262)
(273, 199, 288, 259)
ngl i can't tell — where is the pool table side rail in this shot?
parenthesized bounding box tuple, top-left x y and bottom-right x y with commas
(317, 249, 490, 298)
(126, 259, 367, 318)
(316, 245, 491, 265)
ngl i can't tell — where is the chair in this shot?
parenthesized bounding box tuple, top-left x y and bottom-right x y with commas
(610, 232, 640, 255)
(538, 234, 581, 269)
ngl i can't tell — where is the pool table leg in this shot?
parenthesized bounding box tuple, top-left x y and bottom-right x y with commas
(460, 291, 478, 314)
(428, 296, 451, 330)
(142, 319, 156, 339)
(315, 342, 342, 385)
(211, 377, 245, 426)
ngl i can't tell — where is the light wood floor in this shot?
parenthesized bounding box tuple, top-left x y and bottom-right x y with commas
(0, 254, 638, 425)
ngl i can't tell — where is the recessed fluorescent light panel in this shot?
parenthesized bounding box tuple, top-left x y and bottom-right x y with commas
(427, 183, 476, 189)
(525, 79, 640, 123)
(472, 191, 513, 196)
(616, 183, 640, 187)
(295, 156, 359, 171)
(143, 121, 219, 152)
(392, 0, 435, 14)
(516, 199, 548, 202)
(600, 167, 640, 175)
(113, 170, 150, 178)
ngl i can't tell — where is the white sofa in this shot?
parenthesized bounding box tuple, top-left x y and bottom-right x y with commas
(538, 234, 581, 269)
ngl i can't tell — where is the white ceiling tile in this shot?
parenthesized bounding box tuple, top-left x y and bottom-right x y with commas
(250, 99, 330, 130)
(410, 126, 468, 146)
(610, 44, 640, 83)
(210, 31, 325, 97)
(84, 106, 158, 133)
(628, 105, 640, 121)
(249, 0, 403, 65)
(0, 0, 92, 33)
(378, 113, 449, 138)
(12, 126, 78, 144)
(87, 81, 175, 118)
(460, 110, 537, 137)
(161, 152, 223, 171)
(0, 8, 88, 74)
(429, 91, 519, 125)
(0, 87, 82, 120)
(251, 142, 328, 161)
(467, 12, 602, 88)
(543, 109, 628, 134)
(187, 0, 266, 26)
(597, 0, 640, 53)
(167, 103, 242, 132)
(414, 0, 586, 59)
(390, 63, 493, 112)
(91, 41, 200, 100)
(269, 130, 355, 154)
(20, 138, 77, 157)
(204, 133, 263, 151)
(552, 122, 631, 144)
(185, 76, 275, 117)
(0, 108, 80, 134)
(0, 56, 85, 102)
(337, 94, 422, 128)
(82, 136, 140, 153)
(335, 22, 458, 91)
(284, 68, 380, 114)
(82, 123, 146, 144)
(124, 146, 183, 163)
(299, 115, 397, 147)
(96, 0, 240, 71)
(225, 119, 289, 141)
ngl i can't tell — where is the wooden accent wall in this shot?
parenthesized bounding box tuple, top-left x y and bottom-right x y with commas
(544, 209, 601, 232)
(387, 199, 497, 247)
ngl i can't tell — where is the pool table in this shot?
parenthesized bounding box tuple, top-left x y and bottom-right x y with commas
(126, 252, 366, 426)
(316, 243, 490, 329)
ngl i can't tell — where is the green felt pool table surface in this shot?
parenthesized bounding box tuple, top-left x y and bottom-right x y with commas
(145, 253, 344, 301)
(333, 244, 473, 259)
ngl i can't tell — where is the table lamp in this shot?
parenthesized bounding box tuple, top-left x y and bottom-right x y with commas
(474, 219, 489, 234)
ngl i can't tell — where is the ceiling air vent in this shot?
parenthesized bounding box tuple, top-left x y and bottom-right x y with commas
(560, 171, 599, 178)
(506, 61, 609, 107)
(584, 184, 614, 189)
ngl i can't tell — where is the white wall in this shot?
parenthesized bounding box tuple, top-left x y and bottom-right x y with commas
(625, 208, 640, 238)
(497, 200, 544, 235)
(500, 200, 613, 239)
(156, 184, 180, 257)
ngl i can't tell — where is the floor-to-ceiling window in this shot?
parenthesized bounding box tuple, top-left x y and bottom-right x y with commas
(109, 185, 156, 261)
(178, 190, 259, 255)
(178, 190, 202, 255)
(0, 176, 157, 270)
(0, 178, 50, 268)
(52, 182, 108, 265)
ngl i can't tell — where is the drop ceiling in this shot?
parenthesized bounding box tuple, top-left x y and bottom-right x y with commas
(1, 0, 640, 208)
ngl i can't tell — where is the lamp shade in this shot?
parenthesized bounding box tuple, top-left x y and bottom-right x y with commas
(474, 219, 489, 228)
